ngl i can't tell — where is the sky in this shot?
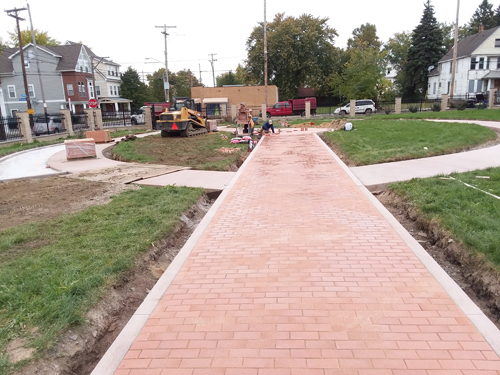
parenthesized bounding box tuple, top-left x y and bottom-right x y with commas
(1, 0, 480, 88)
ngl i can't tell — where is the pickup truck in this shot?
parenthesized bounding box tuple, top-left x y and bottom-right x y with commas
(264, 97, 317, 118)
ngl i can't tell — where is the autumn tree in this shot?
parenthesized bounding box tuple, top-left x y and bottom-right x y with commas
(347, 23, 381, 51)
(401, 0, 445, 99)
(120, 67, 150, 110)
(246, 13, 339, 100)
(8, 28, 59, 47)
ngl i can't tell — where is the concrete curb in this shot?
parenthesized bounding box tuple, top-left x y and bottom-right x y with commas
(0, 143, 65, 163)
(314, 133, 500, 357)
(90, 137, 265, 375)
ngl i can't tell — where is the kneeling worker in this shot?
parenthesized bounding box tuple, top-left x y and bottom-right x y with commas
(261, 119, 275, 134)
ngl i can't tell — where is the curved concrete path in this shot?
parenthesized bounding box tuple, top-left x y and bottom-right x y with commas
(92, 131, 500, 375)
(351, 120, 500, 186)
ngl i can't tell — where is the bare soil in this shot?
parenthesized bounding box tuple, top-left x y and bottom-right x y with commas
(3, 131, 500, 373)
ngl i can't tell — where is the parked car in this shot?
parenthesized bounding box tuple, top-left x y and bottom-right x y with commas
(33, 116, 63, 135)
(334, 99, 376, 115)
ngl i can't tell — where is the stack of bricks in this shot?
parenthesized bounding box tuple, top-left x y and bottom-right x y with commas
(65, 138, 96, 160)
(85, 130, 112, 143)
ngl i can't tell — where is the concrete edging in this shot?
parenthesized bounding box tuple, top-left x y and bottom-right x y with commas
(90, 137, 265, 375)
(314, 132, 500, 357)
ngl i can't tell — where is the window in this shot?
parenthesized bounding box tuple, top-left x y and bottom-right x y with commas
(479, 57, 484, 69)
(117, 86, 120, 96)
(468, 80, 475, 93)
(114, 86, 118, 95)
(447, 81, 451, 94)
(78, 81, 86, 97)
(433, 82, 436, 94)
(449, 62, 452, 73)
(67, 84, 74, 96)
(477, 80, 483, 92)
(11, 109, 18, 116)
(89, 82, 94, 99)
(8, 85, 16, 98)
(24, 61, 30, 69)
(28, 84, 35, 98)
(274, 103, 282, 109)
(471, 58, 477, 70)
(284, 102, 290, 108)
(487, 57, 491, 69)
(96, 85, 101, 95)
(496, 39, 500, 47)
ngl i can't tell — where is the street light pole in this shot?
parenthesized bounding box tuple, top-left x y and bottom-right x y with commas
(155, 25, 176, 103)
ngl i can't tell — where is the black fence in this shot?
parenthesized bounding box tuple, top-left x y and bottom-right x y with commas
(102, 109, 132, 128)
(0, 116, 22, 143)
(32, 113, 65, 137)
(71, 112, 89, 132)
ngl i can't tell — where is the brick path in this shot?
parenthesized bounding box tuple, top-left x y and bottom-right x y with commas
(108, 133, 500, 374)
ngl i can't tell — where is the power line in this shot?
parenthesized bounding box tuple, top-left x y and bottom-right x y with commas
(209, 53, 217, 87)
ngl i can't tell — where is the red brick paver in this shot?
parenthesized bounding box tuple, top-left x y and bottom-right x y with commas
(112, 134, 500, 374)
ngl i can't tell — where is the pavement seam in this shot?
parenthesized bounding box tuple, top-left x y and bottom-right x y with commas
(314, 132, 500, 357)
(90, 136, 265, 375)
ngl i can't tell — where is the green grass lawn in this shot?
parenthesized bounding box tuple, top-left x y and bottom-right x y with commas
(0, 185, 203, 373)
(111, 131, 250, 171)
(390, 167, 500, 269)
(321, 119, 497, 166)
(377, 108, 500, 121)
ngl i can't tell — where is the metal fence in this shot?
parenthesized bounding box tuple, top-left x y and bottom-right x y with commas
(102, 109, 132, 128)
(0, 116, 23, 143)
(71, 112, 89, 133)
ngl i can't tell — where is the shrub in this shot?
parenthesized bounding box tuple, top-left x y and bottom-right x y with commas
(455, 100, 467, 111)
(476, 102, 487, 110)
(432, 102, 441, 112)
(409, 105, 419, 113)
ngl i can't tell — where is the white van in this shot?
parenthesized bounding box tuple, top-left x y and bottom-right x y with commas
(334, 99, 376, 115)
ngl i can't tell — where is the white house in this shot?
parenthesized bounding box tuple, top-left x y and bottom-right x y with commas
(428, 26, 500, 100)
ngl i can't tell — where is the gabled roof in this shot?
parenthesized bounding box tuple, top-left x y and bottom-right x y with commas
(440, 26, 500, 62)
(0, 48, 17, 75)
(43, 44, 89, 71)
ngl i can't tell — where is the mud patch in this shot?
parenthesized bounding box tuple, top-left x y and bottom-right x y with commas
(373, 187, 500, 329)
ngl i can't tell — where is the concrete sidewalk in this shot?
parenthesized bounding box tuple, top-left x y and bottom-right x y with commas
(351, 120, 500, 186)
(93, 132, 500, 375)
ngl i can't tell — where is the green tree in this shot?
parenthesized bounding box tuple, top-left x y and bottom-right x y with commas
(216, 71, 242, 87)
(147, 68, 168, 102)
(169, 69, 201, 101)
(465, 0, 496, 36)
(384, 31, 411, 72)
(8, 28, 59, 47)
(0, 37, 7, 55)
(440, 22, 455, 51)
(234, 64, 252, 85)
(246, 13, 339, 100)
(402, 0, 445, 99)
(120, 67, 149, 110)
(332, 48, 386, 101)
(347, 23, 381, 51)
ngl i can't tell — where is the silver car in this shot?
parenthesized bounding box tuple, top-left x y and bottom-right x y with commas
(33, 116, 64, 135)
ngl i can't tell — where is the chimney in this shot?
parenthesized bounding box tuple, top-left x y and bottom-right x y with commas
(479, 24, 484, 33)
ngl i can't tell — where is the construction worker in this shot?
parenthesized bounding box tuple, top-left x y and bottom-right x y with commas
(261, 119, 275, 133)
(248, 111, 255, 135)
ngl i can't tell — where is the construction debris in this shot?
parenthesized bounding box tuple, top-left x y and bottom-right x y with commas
(218, 147, 240, 154)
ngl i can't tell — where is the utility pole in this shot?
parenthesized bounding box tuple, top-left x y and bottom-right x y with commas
(264, 0, 268, 106)
(6, 7, 32, 115)
(199, 63, 202, 85)
(155, 24, 176, 102)
(91, 56, 109, 106)
(450, 0, 460, 102)
(209, 54, 217, 87)
(26, 3, 46, 116)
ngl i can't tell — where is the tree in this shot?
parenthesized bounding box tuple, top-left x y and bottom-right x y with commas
(216, 71, 242, 87)
(120, 67, 150, 110)
(464, 0, 496, 36)
(401, 0, 445, 99)
(169, 69, 201, 101)
(347, 23, 381, 51)
(0, 37, 7, 55)
(147, 68, 168, 102)
(384, 31, 411, 72)
(331, 48, 386, 101)
(440, 22, 455, 51)
(246, 13, 339, 100)
(8, 28, 59, 47)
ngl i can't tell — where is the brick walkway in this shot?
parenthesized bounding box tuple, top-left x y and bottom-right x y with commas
(105, 133, 500, 374)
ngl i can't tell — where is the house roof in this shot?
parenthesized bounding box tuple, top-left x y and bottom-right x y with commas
(440, 26, 500, 62)
(0, 48, 17, 75)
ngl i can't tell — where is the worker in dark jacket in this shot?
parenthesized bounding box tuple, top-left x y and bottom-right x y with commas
(261, 119, 275, 133)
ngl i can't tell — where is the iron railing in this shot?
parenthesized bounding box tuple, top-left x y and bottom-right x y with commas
(102, 109, 132, 128)
(71, 113, 89, 132)
(0, 116, 23, 142)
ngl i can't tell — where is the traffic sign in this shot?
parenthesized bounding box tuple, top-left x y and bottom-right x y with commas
(19, 98, 27, 101)
(88, 98, 98, 108)
(27, 109, 34, 114)
(21, 94, 27, 98)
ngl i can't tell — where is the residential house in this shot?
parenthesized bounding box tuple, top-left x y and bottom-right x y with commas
(0, 41, 130, 117)
(427, 26, 500, 100)
(91, 56, 131, 112)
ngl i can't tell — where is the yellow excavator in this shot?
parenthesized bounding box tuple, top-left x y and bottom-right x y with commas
(157, 97, 208, 137)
